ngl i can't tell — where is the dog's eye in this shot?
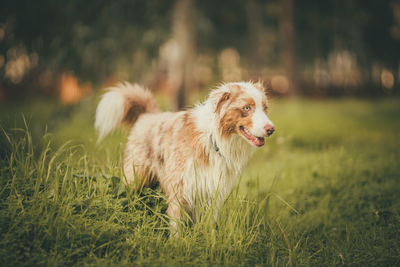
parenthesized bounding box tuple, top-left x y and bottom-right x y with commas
(243, 106, 251, 111)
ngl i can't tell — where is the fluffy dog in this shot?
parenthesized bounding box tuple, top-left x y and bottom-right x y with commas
(95, 81, 275, 232)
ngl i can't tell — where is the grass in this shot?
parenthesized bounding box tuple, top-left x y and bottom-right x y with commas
(0, 96, 399, 266)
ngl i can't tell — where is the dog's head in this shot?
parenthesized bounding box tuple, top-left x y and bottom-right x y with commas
(210, 81, 275, 147)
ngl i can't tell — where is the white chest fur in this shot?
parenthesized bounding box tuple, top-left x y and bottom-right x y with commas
(182, 134, 254, 216)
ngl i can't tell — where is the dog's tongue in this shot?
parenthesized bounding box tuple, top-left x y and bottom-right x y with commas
(253, 136, 265, 147)
(241, 127, 266, 147)
(247, 134, 265, 147)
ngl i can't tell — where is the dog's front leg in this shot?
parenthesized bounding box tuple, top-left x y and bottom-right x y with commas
(167, 198, 182, 237)
(165, 180, 186, 237)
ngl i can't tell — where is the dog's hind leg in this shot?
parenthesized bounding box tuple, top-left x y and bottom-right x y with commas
(123, 135, 157, 188)
(123, 150, 156, 189)
(123, 160, 156, 190)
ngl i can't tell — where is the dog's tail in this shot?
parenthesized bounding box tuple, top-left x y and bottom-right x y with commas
(95, 82, 159, 141)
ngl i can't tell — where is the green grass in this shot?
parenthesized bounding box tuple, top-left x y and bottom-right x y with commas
(0, 97, 399, 266)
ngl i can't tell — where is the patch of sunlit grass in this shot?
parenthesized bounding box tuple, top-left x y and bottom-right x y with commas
(0, 97, 399, 266)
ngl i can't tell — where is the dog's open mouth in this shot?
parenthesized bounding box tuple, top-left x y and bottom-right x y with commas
(239, 126, 265, 147)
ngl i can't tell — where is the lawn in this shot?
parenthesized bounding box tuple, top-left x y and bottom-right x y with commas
(0, 96, 399, 266)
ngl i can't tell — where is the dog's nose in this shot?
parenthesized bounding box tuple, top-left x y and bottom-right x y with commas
(264, 124, 275, 137)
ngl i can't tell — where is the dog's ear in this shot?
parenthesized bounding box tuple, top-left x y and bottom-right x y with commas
(254, 80, 272, 97)
(210, 90, 231, 113)
(254, 80, 265, 93)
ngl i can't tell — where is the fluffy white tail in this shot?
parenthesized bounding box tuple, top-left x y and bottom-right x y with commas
(95, 82, 159, 141)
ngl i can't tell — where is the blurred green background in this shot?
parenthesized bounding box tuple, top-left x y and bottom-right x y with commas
(1, 0, 400, 106)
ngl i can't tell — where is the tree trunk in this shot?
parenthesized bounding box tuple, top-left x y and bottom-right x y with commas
(280, 0, 298, 95)
(172, 0, 196, 109)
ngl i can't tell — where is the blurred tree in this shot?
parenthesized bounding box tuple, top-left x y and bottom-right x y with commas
(280, 0, 298, 95)
(246, 0, 270, 69)
(295, 0, 400, 95)
(0, 0, 172, 99)
(172, 0, 196, 109)
(1, 0, 399, 101)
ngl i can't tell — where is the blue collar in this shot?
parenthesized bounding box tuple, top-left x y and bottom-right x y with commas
(211, 135, 220, 152)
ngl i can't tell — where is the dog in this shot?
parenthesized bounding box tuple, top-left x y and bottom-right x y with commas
(95, 81, 275, 233)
